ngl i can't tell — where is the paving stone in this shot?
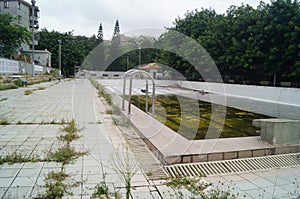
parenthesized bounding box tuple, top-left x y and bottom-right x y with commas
(0, 178, 14, 187)
(11, 176, 37, 187)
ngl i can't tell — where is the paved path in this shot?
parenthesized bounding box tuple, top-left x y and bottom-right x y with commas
(0, 79, 172, 198)
(0, 79, 299, 199)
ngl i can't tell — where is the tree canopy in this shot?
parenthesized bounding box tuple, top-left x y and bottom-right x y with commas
(0, 13, 30, 58)
(157, 0, 300, 84)
(36, 29, 100, 76)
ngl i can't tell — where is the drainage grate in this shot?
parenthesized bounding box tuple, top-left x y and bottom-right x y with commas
(164, 153, 300, 177)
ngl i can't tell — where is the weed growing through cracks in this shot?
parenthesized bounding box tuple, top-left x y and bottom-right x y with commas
(38, 167, 80, 198)
(0, 152, 41, 165)
(91, 173, 110, 199)
(40, 119, 88, 198)
(58, 119, 80, 144)
(24, 89, 33, 95)
(110, 143, 139, 199)
(0, 97, 8, 101)
(166, 177, 239, 199)
(0, 117, 9, 125)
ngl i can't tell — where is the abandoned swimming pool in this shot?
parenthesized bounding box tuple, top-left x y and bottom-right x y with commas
(130, 95, 272, 140)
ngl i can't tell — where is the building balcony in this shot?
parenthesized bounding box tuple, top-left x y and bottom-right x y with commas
(29, 7, 40, 18)
(29, 20, 39, 29)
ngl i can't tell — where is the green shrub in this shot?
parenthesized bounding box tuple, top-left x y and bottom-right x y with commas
(0, 83, 18, 90)
(13, 79, 22, 87)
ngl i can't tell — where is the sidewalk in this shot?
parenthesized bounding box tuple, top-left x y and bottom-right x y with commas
(0, 79, 172, 198)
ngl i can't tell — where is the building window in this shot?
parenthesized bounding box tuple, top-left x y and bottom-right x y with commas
(17, 15, 21, 24)
(18, 2, 21, 10)
(4, 1, 9, 8)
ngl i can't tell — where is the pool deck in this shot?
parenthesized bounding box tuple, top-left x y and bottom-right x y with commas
(99, 79, 300, 165)
(0, 79, 299, 198)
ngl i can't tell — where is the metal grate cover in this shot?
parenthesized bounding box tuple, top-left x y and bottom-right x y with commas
(164, 153, 300, 178)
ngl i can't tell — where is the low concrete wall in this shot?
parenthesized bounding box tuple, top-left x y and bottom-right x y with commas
(253, 119, 300, 145)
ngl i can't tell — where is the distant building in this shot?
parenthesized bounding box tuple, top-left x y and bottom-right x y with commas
(0, 0, 52, 69)
(0, 0, 40, 50)
(23, 49, 51, 67)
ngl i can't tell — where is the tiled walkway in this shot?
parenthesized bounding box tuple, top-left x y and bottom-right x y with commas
(0, 79, 299, 198)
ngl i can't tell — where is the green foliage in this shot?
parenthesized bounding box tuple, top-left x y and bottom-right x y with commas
(0, 117, 9, 125)
(13, 79, 22, 87)
(166, 177, 238, 199)
(58, 119, 80, 144)
(39, 168, 79, 198)
(110, 144, 139, 199)
(98, 87, 112, 105)
(0, 13, 30, 58)
(36, 29, 100, 76)
(91, 173, 110, 199)
(0, 152, 41, 165)
(48, 145, 82, 164)
(0, 83, 18, 90)
(61, 119, 78, 134)
(157, 0, 300, 83)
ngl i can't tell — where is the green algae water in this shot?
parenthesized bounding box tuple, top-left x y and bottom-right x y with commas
(130, 95, 271, 140)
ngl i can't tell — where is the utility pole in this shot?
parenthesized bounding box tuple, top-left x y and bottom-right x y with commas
(126, 55, 129, 71)
(31, 0, 36, 76)
(58, 40, 61, 76)
(138, 42, 141, 68)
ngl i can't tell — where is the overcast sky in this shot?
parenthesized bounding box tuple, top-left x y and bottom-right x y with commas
(37, 0, 269, 40)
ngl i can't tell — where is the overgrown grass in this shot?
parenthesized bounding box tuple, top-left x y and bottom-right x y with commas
(36, 86, 46, 90)
(15, 119, 67, 125)
(24, 89, 33, 95)
(0, 117, 9, 125)
(0, 97, 8, 101)
(90, 78, 112, 106)
(0, 118, 89, 198)
(48, 145, 86, 165)
(91, 173, 110, 199)
(99, 87, 112, 105)
(38, 168, 80, 198)
(0, 83, 18, 90)
(40, 119, 87, 198)
(58, 119, 80, 143)
(0, 152, 41, 165)
(166, 177, 240, 199)
(0, 75, 54, 91)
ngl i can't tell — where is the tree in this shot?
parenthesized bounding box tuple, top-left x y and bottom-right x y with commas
(156, 0, 300, 84)
(96, 23, 105, 70)
(37, 29, 99, 76)
(97, 23, 103, 42)
(108, 20, 122, 70)
(112, 20, 120, 47)
(113, 35, 159, 71)
(0, 13, 30, 58)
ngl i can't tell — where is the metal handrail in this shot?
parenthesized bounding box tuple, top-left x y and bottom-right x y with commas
(122, 69, 155, 117)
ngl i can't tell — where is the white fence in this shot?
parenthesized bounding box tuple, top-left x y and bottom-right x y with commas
(0, 58, 48, 74)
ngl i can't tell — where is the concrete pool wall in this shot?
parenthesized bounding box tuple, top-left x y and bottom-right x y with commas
(99, 79, 300, 119)
(98, 79, 300, 165)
